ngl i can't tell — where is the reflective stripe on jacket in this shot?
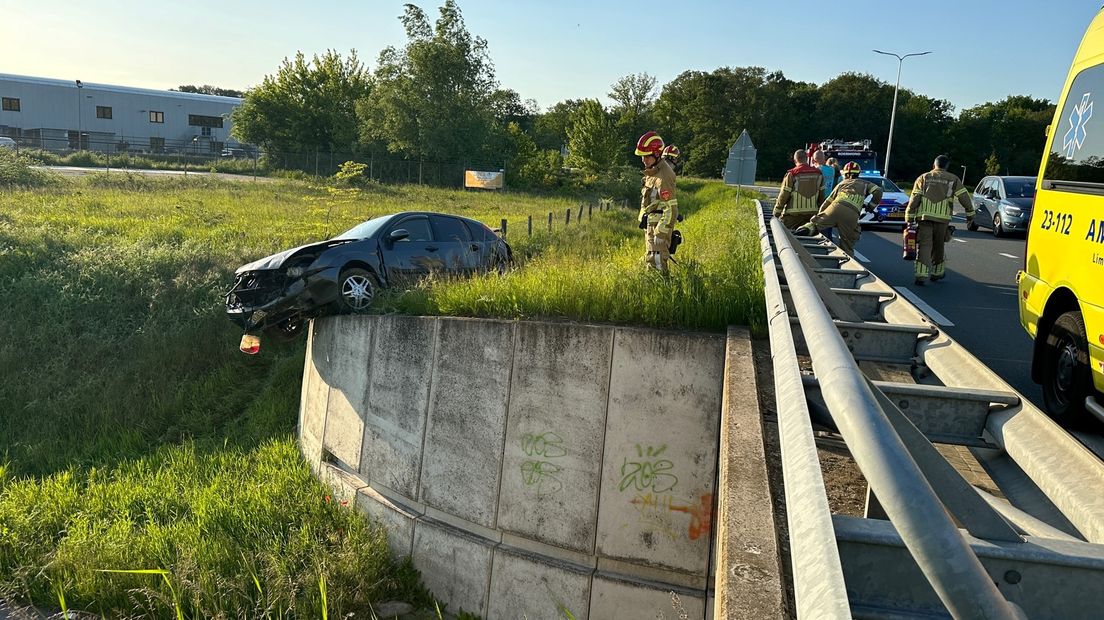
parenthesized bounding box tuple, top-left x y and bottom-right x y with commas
(906, 169, 975, 223)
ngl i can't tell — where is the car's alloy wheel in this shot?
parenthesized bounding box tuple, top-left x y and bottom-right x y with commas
(993, 213, 1005, 237)
(1041, 311, 1091, 426)
(339, 268, 376, 312)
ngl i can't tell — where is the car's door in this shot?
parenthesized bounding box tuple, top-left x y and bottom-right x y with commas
(974, 177, 994, 224)
(429, 214, 480, 273)
(381, 215, 441, 283)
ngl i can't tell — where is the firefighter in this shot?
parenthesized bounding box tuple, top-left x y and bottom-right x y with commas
(662, 144, 683, 174)
(773, 150, 825, 230)
(796, 162, 882, 256)
(905, 154, 975, 285)
(635, 131, 678, 273)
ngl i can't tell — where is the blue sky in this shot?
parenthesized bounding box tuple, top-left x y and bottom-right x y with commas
(2, 0, 1099, 114)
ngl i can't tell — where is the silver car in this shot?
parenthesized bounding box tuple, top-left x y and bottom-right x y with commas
(970, 175, 1035, 237)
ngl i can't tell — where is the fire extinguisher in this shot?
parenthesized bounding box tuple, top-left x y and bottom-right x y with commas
(902, 223, 918, 261)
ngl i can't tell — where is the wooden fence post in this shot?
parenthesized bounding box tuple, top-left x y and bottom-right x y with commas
(548, 212, 553, 232)
(527, 215, 532, 237)
(578, 204, 584, 221)
(500, 218, 507, 237)
(588, 203, 593, 219)
(566, 208, 571, 226)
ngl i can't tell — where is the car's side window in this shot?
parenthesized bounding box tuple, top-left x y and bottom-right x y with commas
(394, 217, 433, 242)
(975, 178, 989, 195)
(431, 216, 472, 243)
(994, 179, 1005, 199)
(1044, 63, 1104, 192)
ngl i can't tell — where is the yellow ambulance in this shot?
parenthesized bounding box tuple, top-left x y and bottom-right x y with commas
(1019, 9, 1104, 425)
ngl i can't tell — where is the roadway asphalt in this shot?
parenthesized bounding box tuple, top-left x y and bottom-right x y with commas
(851, 218, 1041, 409)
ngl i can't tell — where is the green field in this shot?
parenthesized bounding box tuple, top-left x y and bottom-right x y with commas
(0, 170, 763, 617)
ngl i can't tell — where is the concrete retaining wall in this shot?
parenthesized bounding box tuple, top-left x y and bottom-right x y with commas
(299, 315, 731, 619)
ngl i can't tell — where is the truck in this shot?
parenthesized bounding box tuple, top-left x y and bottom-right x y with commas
(807, 139, 879, 173)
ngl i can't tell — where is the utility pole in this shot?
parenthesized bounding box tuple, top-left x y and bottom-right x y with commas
(873, 50, 931, 178)
(75, 79, 83, 150)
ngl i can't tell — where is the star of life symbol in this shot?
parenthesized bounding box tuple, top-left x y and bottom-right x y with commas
(1062, 92, 1093, 158)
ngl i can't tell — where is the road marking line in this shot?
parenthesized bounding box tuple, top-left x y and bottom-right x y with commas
(852, 250, 870, 263)
(999, 252, 1019, 259)
(953, 238, 967, 243)
(894, 287, 955, 327)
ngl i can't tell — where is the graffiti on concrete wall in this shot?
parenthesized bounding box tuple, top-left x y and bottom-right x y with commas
(520, 431, 567, 496)
(629, 492, 714, 542)
(618, 444, 712, 542)
(619, 444, 678, 493)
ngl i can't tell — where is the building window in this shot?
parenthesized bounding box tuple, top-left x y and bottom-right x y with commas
(149, 137, 165, 153)
(96, 106, 112, 119)
(200, 126, 212, 137)
(188, 114, 224, 128)
(149, 111, 164, 124)
(1, 97, 19, 112)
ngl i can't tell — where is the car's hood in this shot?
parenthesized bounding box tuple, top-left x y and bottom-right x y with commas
(879, 191, 910, 204)
(1004, 197, 1034, 210)
(235, 239, 354, 274)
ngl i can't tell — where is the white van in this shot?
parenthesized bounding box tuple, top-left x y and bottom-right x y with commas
(0, 137, 16, 149)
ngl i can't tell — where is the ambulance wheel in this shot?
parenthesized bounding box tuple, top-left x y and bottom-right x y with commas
(1041, 311, 1091, 426)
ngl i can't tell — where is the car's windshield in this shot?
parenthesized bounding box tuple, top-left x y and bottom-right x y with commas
(861, 176, 902, 193)
(1003, 179, 1036, 198)
(334, 216, 389, 240)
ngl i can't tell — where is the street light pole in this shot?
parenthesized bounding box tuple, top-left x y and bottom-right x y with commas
(75, 79, 83, 151)
(960, 165, 967, 186)
(873, 49, 931, 179)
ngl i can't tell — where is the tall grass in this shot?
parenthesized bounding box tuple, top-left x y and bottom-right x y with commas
(0, 174, 761, 617)
(384, 179, 766, 332)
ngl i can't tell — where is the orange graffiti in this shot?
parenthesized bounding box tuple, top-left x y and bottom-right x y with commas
(629, 493, 714, 540)
(669, 493, 713, 541)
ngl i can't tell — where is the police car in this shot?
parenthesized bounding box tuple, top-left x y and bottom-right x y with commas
(855, 173, 910, 226)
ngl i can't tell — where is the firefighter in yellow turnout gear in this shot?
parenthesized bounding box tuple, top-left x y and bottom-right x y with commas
(906, 155, 975, 285)
(635, 131, 678, 273)
(796, 162, 882, 256)
(773, 149, 825, 230)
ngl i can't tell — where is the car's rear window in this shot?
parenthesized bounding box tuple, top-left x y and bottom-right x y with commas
(464, 220, 496, 241)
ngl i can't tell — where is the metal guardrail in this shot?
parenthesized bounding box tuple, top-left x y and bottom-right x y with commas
(757, 200, 1104, 619)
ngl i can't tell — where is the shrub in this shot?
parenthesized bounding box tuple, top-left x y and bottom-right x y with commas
(0, 149, 55, 187)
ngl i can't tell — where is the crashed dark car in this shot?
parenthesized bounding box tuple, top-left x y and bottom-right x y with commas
(225, 211, 512, 342)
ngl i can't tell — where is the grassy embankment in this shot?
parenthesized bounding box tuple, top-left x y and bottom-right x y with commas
(0, 171, 762, 617)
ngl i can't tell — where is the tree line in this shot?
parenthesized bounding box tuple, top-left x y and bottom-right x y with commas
(230, 0, 1056, 189)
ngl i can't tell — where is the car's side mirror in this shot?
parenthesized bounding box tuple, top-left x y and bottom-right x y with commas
(388, 229, 410, 244)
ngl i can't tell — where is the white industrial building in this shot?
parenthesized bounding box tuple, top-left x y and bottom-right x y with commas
(0, 73, 247, 154)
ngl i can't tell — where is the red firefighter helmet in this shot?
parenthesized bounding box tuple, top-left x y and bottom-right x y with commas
(842, 161, 862, 177)
(662, 144, 681, 161)
(634, 131, 665, 157)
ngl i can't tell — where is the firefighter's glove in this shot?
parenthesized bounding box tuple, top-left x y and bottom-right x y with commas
(794, 223, 816, 236)
(638, 212, 648, 229)
(966, 215, 974, 228)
